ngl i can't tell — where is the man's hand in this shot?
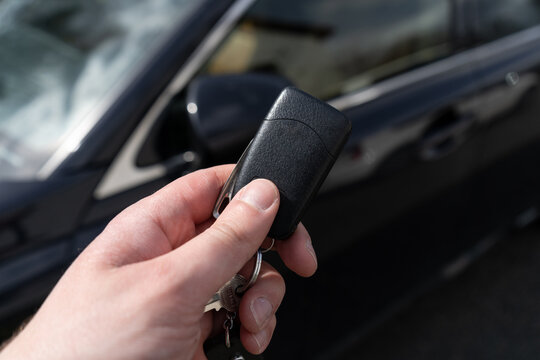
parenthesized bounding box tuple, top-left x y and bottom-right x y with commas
(0, 165, 317, 359)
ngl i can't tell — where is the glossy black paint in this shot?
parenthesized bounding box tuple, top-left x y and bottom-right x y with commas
(468, 28, 540, 236)
(1, 1, 540, 359)
(186, 73, 291, 158)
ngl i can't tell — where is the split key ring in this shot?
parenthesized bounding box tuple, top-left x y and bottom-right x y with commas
(236, 249, 262, 294)
(236, 238, 275, 294)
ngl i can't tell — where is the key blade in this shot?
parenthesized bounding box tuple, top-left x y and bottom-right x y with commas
(219, 275, 246, 312)
(204, 274, 247, 313)
(204, 293, 222, 313)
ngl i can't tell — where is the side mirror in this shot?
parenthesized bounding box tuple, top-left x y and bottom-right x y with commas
(186, 73, 291, 161)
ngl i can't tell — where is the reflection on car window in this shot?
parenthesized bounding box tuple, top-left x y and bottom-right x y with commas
(0, 0, 198, 180)
(476, 0, 540, 42)
(202, 0, 452, 100)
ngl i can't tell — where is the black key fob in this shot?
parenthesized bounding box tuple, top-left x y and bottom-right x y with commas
(214, 87, 351, 240)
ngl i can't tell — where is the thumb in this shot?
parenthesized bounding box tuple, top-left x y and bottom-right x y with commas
(163, 179, 280, 301)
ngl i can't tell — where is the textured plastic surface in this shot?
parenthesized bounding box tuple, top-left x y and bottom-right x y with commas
(218, 87, 351, 239)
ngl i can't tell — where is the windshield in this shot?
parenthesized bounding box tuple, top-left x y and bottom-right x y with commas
(0, 0, 199, 180)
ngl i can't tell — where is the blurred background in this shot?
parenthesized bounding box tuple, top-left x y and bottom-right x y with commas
(2, 0, 540, 358)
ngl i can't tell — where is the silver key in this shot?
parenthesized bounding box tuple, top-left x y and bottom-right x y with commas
(205, 274, 247, 313)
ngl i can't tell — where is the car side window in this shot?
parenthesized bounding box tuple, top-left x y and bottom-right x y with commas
(476, 0, 540, 42)
(200, 0, 453, 100)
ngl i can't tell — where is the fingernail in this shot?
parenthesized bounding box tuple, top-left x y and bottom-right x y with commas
(305, 236, 318, 267)
(252, 327, 270, 353)
(251, 297, 273, 329)
(237, 179, 278, 211)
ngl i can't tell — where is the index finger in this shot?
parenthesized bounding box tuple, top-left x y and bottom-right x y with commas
(275, 223, 318, 278)
(140, 164, 235, 248)
(88, 165, 234, 266)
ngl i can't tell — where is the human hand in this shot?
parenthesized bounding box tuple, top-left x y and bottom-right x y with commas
(0, 165, 318, 359)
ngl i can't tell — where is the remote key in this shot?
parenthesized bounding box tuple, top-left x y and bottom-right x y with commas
(214, 87, 351, 240)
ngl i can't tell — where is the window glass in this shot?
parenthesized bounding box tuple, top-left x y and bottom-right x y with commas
(202, 0, 452, 100)
(0, 0, 199, 180)
(476, 0, 540, 42)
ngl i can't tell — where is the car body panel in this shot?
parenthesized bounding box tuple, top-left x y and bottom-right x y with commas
(465, 25, 540, 236)
(267, 28, 485, 360)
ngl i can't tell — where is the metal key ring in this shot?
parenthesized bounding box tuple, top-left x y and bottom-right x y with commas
(236, 249, 262, 294)
(260, 238, 275, 254)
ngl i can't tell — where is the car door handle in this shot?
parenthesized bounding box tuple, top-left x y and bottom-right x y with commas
(419, 113, 474, 161)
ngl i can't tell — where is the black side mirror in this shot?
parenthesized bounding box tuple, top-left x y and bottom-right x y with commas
(186, 73, 291, 161)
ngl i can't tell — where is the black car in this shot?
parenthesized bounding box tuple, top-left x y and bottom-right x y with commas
(2, 0, 540, 358)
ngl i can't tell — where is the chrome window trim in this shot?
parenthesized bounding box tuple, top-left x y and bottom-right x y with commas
(329, 24, 540, 111)
(94, 0, 256, 199)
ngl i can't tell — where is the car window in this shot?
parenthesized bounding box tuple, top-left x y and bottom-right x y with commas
(476, 0, 540, 42)
(200, 0, 453, 100)
(0, 0, 199, 180)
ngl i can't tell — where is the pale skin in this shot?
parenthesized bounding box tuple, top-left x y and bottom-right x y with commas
(0, 165, 317, 359)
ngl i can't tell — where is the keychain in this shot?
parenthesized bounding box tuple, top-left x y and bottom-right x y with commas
(204, 87, 350, 358)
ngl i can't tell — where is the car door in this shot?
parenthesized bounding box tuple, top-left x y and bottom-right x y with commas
(187, 0, 484, 358)
(464, 0, 540, 236)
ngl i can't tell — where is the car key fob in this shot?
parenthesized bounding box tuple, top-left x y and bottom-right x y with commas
(214, 87, 351, 240)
